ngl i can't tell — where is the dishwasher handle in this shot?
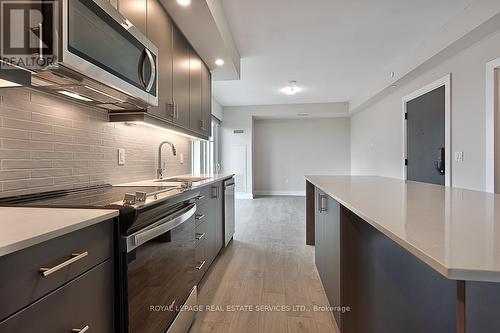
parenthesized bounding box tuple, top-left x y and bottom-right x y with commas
(124, 203, 196, 252)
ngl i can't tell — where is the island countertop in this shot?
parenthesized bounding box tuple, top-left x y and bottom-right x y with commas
(305, 175, 500, 282)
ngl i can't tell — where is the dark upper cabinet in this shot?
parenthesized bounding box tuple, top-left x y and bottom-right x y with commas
(118, 0, 212, 139)
(117, 0, 147, 34)
(201, 63, 212, 137)
(189, 50, 203, 133)
(172, 25, 191, 129)
(146, 0, 174, 121)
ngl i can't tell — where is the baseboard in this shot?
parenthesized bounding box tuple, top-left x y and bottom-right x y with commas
(235, 192, 254, 199)
(254, 191, 306, 197)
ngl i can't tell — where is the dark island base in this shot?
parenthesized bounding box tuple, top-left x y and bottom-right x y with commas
(305, 181, 500, 333)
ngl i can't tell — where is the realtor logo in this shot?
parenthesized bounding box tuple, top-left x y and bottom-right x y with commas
(0, 0, 58, 69)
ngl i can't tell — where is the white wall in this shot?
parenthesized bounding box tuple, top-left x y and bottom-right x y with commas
(351, 29, 500, 191)
(212, 98, 224, 121)
(253, 118, 350, 196)
(221, 103, 348, 198)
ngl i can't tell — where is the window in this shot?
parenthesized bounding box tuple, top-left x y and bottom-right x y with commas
(191, 116, 221, 174)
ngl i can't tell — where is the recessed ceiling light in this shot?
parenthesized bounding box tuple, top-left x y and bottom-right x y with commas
(215, 59, 225, 66)
(177, 0, 191, 7)
(281, 80, 301, 95)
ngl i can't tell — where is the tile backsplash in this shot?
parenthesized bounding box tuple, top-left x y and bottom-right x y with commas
(0, 88, 192, 197)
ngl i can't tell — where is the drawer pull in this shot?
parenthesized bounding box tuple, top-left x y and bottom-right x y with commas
(195, 214, 205, 220)
(72, 326, 89, 333)
(39, 252, 88, 277)
(196, 195, 206, 200)
(195, 260, 206, 270)
(196, 232, 206, 240)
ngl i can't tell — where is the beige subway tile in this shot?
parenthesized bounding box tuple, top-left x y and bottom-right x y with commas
(3, 118, 52, 133)
(0, 128, 30, 140)
(73, 136, 102, 145)
(54, 143, 91, 152)
(0, 106, 31, 120)
(30, 151, 72, 160)
(3, 139, 53, 151)
(73, 152, 103, 160)
(2, 159, 52, 169)
(0, 150, 30, 159)
(54, 160, 89, 168)
(31, 168, 72, 178)
(53, 175, 90, 185)
(54, 125, 90, 137)
(3, 178, 53, 191)
(0, 88, 30, 102)
(31, 113, 73, 127)
(31, 132, 72, 143)
(0, 170, 30, 181)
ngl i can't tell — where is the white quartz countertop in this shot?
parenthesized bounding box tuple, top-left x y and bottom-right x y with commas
(305, 175, 500, 283)
(0, 207, 118, 257)
(115, 173, 234, 188)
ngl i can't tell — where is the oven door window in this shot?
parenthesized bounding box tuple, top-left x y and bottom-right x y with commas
(67, 0, 155, 94)
(127, 215, 196, 333)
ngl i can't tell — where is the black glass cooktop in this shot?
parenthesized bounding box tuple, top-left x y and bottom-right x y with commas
(0, 184, 173, 208)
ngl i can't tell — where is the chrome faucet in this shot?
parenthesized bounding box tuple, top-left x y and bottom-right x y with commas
(157, 141, 177, 179)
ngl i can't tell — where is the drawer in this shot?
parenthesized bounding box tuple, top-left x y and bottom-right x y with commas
(195, 203, 208, 226)
(194, 187, 209, 206)
(0, 219, 113, 320)
(195, 219, 207, 247)
(195, 237, 208, 279)
(0, 260, 113, 333)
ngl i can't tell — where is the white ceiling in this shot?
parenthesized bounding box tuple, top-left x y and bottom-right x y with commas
(213, 0, 470, 106)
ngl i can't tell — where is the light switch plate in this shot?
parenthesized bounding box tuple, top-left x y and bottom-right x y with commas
(118, 148, 126, 165)
(180, 153, 184, 164)
(455, 151, 463, 162)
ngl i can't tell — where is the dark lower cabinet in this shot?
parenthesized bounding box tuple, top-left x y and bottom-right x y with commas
(194, 181, 225, 283)
(466, 281, 500, 333)
(315, 188, 342, 329)
(0, 260, 113, 332)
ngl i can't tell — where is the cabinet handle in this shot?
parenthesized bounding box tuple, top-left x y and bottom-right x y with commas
(196, 232, 206, 240)
(175, 103, 179, 119)
(196, 195, 206, 200)
(39, 252, 88, 277)
(195, 214, 205, 220)
(211, 186, 218, 198)
(195, 260, 206, 270)
(318, 194, 327, 213)
(72, 326, 89, 333)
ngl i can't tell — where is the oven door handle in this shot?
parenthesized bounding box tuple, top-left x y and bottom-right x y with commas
(124, 203, 196, 252)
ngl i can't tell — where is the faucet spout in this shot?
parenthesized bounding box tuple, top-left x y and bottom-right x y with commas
(157, 141, 177, 179)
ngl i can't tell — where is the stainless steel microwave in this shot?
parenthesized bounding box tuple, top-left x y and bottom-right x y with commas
(27, 0, 158, 110)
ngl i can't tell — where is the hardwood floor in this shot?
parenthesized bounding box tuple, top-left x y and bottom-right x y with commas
(189, 196, 340, 333)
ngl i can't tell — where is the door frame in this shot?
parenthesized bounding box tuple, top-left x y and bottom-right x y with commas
(402, 74, 452, 187)
(485, 57, 500, 193)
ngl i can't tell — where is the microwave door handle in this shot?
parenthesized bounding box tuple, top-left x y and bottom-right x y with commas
(144, 48, 156, 92)
(125, 204, 196, 252)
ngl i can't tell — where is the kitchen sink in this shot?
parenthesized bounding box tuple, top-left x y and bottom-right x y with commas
(154, 176, 212, 183)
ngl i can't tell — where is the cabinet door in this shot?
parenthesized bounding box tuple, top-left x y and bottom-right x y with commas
(324, 195, 341, 328)
(201, 63, 212, 137)
(117, 0, 147, 34)
(146, 0, 173, 120)
(212, 183, 224, 253)
(189, 49, 203, 133)
(172, 25, 191, 129)
(315, 188, 325, 281)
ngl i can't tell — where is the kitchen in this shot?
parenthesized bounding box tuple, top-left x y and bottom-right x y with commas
(1, 0, 500, 333)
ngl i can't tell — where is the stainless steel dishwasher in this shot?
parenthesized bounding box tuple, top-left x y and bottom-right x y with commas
(224, 178, 235, 246)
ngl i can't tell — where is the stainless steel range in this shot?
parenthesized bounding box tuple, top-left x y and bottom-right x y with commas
(0, 184, 200, 333)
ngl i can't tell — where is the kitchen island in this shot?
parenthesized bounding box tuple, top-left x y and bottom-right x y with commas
(305, 176, 500, 333)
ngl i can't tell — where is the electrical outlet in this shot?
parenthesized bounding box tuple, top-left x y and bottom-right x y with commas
(455, 151, 463, 162)
(118, 148, 126, 165)
(180, 153, 184, 164)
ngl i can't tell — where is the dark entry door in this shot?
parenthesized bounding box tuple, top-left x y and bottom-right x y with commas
(406, 86, 445, 185)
